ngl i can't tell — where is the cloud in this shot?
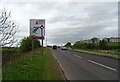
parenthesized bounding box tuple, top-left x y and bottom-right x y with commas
(0, 2, 118, 46)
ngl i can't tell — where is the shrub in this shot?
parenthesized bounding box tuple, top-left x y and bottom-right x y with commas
(74, 41, 86, 49)
(73, 41, 99, 50)
(19, 37, 41, 52)
(65, 42, 71, 48)
(99, 40, 107, 49)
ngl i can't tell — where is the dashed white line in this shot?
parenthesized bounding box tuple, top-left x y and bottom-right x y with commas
(75, 55, 82, 58)
(88, 60, 117, 71)
(63, 51, 65, 53)
(67, 52, 71, 54)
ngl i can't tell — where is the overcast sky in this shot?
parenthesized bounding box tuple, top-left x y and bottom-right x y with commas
(0, 1, 118, 46)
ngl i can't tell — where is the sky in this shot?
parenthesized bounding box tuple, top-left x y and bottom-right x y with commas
(0, 0, 119, 46)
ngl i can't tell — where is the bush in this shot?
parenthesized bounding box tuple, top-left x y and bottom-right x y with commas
(99, 40, 107, 49)
(73, 41, 99, 50)
(65, 42, 71, 48)
(73, 40, 119, 50)
(19, 37, 41, 52)
(74, 41, 86, 49)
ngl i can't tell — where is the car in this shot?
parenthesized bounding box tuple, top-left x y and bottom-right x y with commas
(57, 46, 60, 48)
(61, 47, 67, 50)
(53, 45, 57, 49)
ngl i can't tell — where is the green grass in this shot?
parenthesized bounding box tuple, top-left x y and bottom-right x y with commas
(94, 49, 120, 55)
(74, 48, 120, 55)
(95, 42, 120, 46)
(73, 49, 120, 60)
(2, 48, 62, 80)
(81, 51, 120, 60)
(107, 42, 120, 46)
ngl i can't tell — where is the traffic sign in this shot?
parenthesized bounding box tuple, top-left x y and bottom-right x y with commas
(30, 19, 45, 39)
(32, 36, 44, 39)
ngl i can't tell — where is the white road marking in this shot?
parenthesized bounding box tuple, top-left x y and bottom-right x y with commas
(75, 55, 82, 58)
(67, 52, 71, 54)
(63, 51, 65, 53)
(88, 60, 117, 71)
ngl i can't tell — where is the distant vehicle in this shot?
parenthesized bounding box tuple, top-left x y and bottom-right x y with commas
(61, 47, 67, 50)
(58, 46, 60, 48)
(53, 45, 57, 49)
(47, 45, 52, 48)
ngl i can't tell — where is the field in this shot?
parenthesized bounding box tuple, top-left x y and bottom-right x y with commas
(2, 48, 62, 80)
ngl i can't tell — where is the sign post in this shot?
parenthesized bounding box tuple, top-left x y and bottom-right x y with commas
(32, 39, 34, 57)
(40, 25, 44, 56)
(30, 19, 45, 56)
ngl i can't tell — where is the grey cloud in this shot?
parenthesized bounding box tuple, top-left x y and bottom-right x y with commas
(0, 2, 118, 46)
(22, 2, 119, 45)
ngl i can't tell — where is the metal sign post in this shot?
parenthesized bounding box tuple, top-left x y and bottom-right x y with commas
(32, 39, 34, 56)
(41, 26, 44, 56)
(41, 39, 44, 56)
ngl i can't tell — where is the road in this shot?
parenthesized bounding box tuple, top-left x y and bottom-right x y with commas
(52, 48, 119, 80)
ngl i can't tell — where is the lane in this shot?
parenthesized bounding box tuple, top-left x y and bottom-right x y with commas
(52, 49, 118, 80)
(66, 49, 119, 70)
(64, 49, 118, 72)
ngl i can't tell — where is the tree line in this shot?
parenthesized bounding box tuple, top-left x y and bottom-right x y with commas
(65, 40, 120, 50)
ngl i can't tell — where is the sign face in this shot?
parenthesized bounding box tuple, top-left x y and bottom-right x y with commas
(30, 19, 45, 39)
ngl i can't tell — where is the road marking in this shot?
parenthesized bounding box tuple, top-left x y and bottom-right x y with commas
(88, 60, 117, 71)
(63, 51, 65, 53)
(67, 52, 71, 54)
(75, 55, 82, 58)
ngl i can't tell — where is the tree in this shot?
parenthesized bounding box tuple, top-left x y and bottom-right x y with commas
(91, 37, 98, 43)
(0, 9, 19, 47)
(73, 41, 86, 49)
(99, 40, 107, 49)
(65, 42, 71, 47)
(20, 37, 41, 52)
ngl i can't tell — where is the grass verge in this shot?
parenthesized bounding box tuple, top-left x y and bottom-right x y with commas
(72, 49, 120, 61)
(2, 48, 62, 80)
(73, 48, 120, 55)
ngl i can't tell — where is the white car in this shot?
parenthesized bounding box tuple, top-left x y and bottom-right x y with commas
(61, 47, 67, 50)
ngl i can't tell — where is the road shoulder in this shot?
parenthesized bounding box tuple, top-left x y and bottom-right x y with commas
(51, 49, 69, 81)
(69, 49, 120, 60)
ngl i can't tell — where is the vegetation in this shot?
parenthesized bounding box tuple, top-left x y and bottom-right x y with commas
(73, 41, 98, 50)
(64, 42, 71, 47)
(0, 9, 19, 47)
(2, 48, 62, 80)
(2, 47, 26, 66)
(99, 40, 107, 49)
(65, 40, 120, 55)
(19, 36, 41, 52)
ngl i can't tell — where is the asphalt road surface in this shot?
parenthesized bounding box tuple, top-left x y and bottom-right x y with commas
(52, 48, 119, 80)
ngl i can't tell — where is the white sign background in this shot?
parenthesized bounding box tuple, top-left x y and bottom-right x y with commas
(30, 19, 45, 37)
